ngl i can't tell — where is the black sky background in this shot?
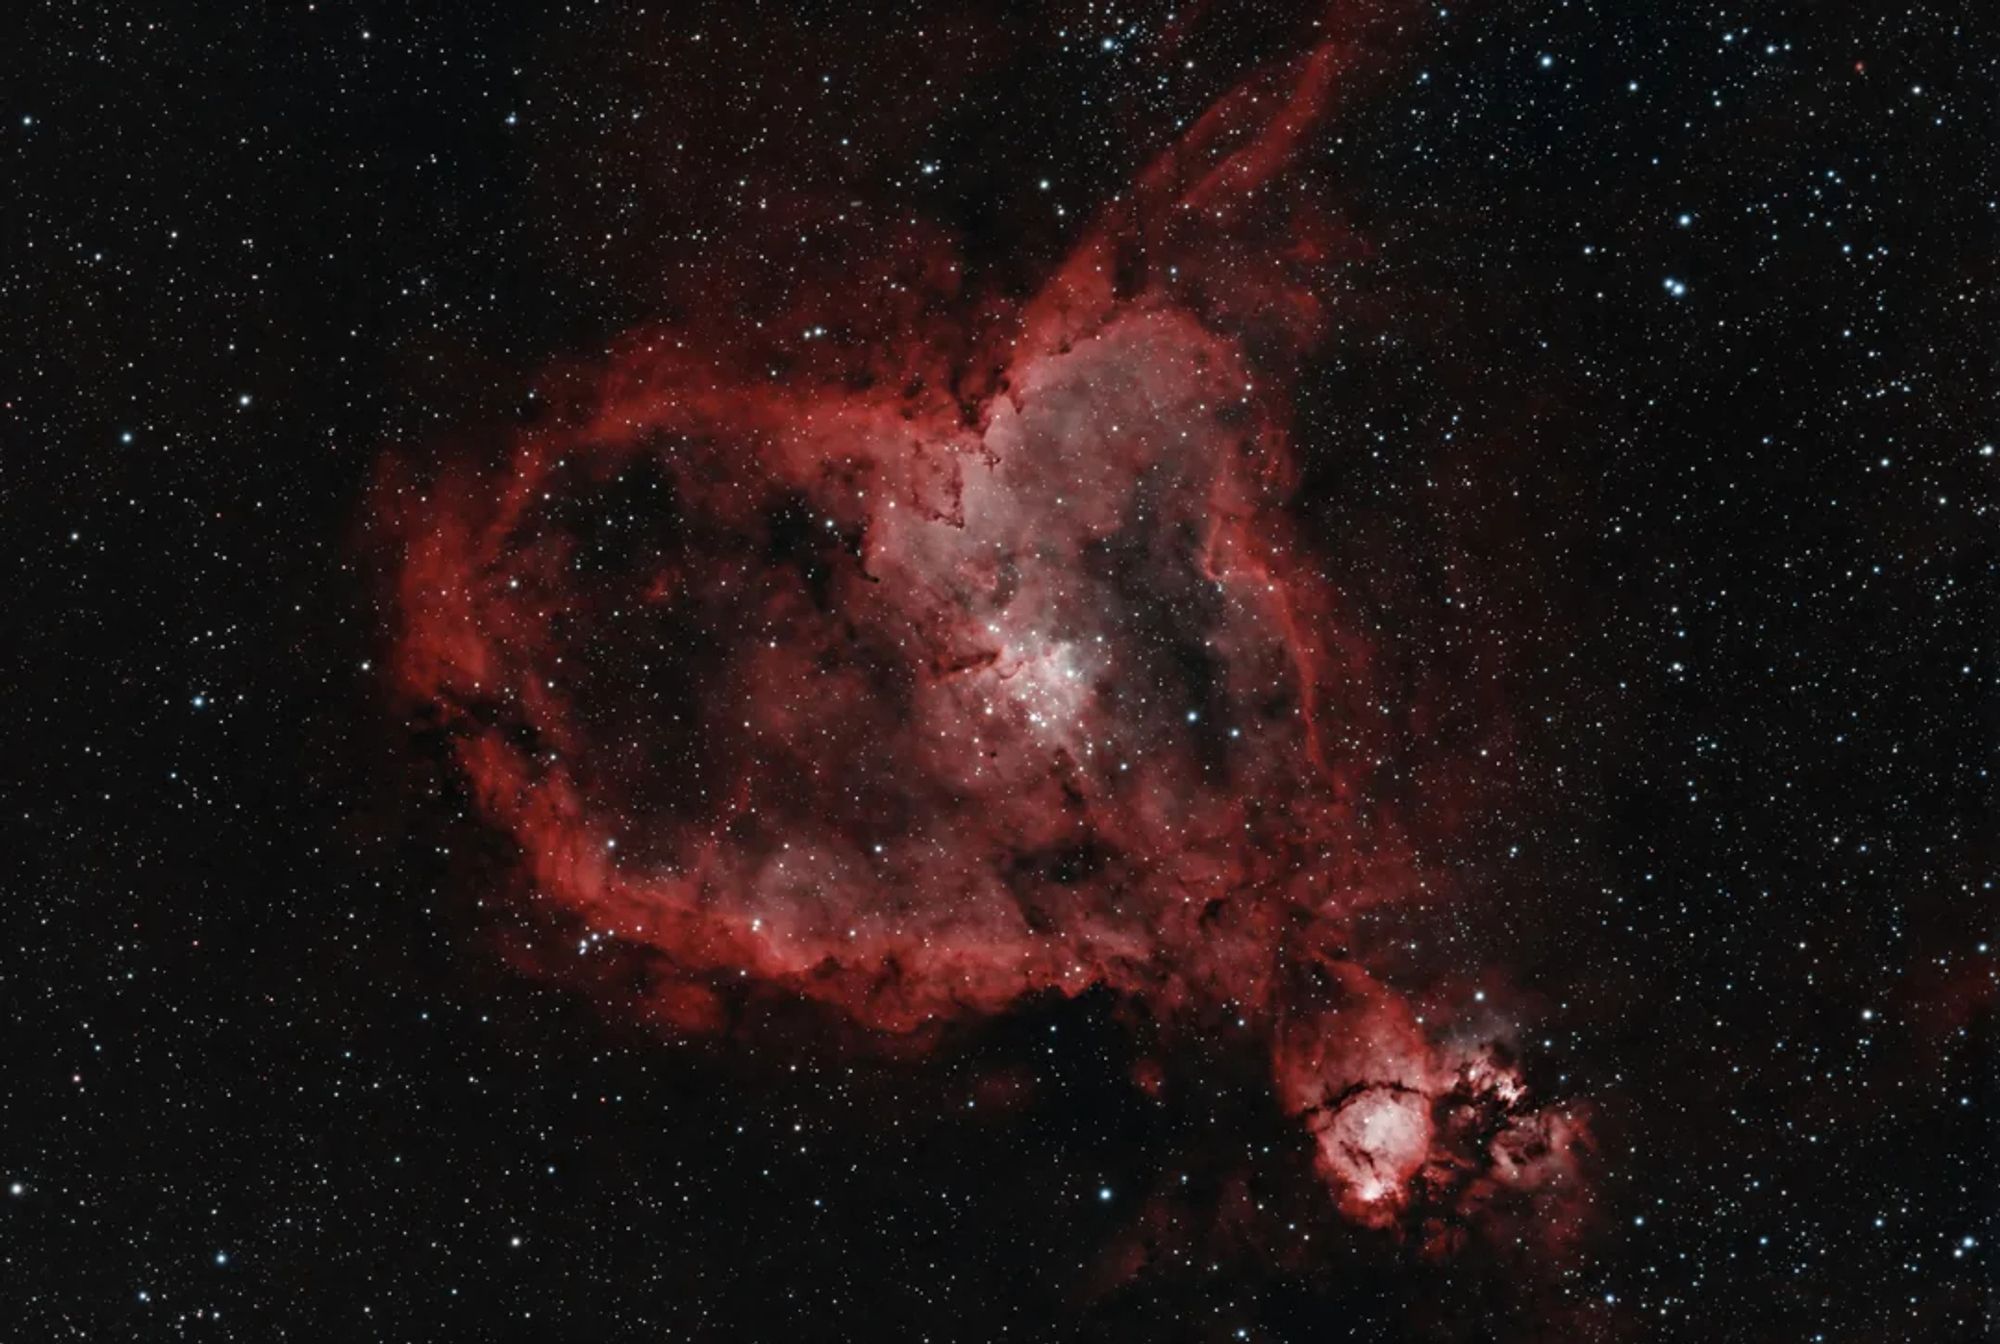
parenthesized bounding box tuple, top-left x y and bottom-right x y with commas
(2, 2, 1994, 1340)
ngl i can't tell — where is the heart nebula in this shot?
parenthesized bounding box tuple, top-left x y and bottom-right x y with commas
(382, 25, 1591, 1253)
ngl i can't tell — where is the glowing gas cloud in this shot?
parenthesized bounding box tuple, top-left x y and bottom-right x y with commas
(381, 8, 1591, 1252)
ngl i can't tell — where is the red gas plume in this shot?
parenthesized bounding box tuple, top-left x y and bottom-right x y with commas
(379, 9, 1591, 1250)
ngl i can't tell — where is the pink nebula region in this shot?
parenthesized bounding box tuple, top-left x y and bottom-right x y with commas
(380, 14, 1592, 1255)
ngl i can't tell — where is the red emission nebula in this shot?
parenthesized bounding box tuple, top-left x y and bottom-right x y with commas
(382, 13, 1592, 1258)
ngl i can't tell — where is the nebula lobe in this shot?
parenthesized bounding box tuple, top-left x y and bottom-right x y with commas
(384, 19, 1590, 1250)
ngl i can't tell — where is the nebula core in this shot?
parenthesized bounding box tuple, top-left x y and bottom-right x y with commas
(384, 16, 1590, 1254)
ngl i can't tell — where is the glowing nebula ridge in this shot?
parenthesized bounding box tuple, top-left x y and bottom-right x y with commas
(382, 13, 1591, 1253)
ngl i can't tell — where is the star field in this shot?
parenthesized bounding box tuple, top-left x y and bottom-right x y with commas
(2, 2, 1993, 1340)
